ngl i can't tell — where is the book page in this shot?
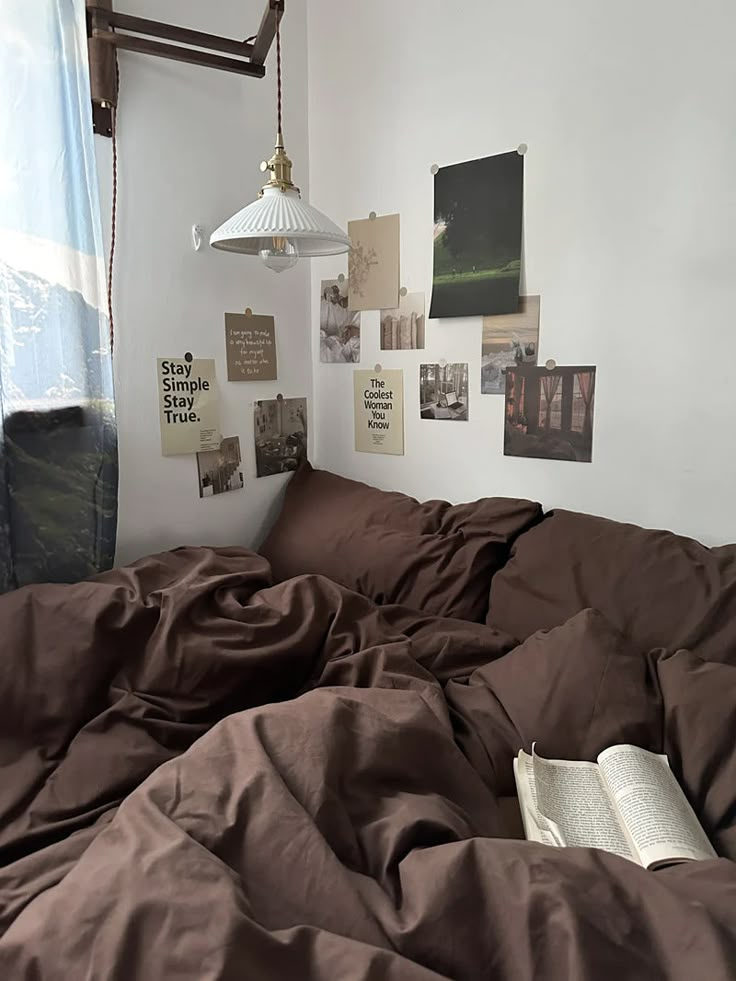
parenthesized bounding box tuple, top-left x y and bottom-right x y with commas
(598, 745, 716, 868)
(532, 750, 637, 862)
(513, 755, 559, 847)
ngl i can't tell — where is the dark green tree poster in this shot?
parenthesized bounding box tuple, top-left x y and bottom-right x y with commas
(430, 151, 523, 320)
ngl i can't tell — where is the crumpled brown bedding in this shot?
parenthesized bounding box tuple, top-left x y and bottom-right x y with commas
(1, 547, 735, 980)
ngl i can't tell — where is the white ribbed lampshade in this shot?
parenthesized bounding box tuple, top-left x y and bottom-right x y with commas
(210, 187, 351, 257)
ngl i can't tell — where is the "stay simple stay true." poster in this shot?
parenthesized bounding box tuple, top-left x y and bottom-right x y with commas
(157, 357, 221, 456)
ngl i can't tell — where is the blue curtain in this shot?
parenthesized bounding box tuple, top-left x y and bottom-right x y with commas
(0, 0, 118, 589)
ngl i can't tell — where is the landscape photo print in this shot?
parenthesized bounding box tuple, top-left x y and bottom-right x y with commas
(430, 150, 523, 320)
(504, 365, 596, 462)
(481, 295, 540, 394)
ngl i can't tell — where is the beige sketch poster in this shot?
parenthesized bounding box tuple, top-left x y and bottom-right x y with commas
(157, 357, 221, 456)
(354, 369, 404, 455)
(348, 213, 400, 311)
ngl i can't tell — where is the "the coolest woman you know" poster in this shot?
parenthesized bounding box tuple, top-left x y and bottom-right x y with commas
(353, 369, 404, 455)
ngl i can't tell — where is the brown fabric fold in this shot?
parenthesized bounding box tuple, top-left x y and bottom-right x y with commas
(1, 549, 735, 980)
(488, 508, 736, 663)
(260, 463, 542, 621)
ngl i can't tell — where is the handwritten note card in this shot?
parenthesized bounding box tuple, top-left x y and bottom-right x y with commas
(225, 313, 278, 382)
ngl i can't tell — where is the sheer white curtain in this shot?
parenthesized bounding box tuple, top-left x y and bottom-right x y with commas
(0, 0, 117, 589)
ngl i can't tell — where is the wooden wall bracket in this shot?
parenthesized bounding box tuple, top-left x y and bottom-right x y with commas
(86, 0, 284, 137)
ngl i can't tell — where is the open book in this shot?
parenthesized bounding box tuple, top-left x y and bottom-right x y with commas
(513, 744, 717, 869)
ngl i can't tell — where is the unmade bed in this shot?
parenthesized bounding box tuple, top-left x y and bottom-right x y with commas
(1, 465, 736, 980)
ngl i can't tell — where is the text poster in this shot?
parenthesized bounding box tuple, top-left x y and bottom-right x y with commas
(354, 369, 404, 455)
(225, 313, 278, 381)
(157, 357, 221, 456)
(348, 213, 400, 311)
(430, 150, 523, 319)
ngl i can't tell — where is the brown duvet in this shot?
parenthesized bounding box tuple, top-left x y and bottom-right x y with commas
(1, 547, 735, 980)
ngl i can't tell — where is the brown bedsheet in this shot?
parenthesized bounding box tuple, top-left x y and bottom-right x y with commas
(0, 547, 735, 979)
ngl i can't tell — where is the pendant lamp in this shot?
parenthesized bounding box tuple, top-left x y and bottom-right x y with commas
(210, 5, 351, 271)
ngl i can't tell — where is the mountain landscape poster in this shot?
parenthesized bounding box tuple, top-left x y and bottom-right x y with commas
(430, 151, 523, 320)
(0, 2, 118, 588)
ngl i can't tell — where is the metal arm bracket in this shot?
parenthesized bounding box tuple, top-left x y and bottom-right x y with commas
(86, 0, 284, 136)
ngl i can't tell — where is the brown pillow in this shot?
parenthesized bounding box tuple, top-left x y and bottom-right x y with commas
(446, 609, 663, 796)
(488, 508, 736, 664)
(260, 464, 541, 622)
(656, 649, 736, 858)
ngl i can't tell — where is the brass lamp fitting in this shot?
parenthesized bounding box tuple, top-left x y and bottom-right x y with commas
(259, 132, 300, 195)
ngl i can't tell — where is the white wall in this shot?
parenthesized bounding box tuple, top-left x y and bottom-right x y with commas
(307, 0, 736, 546)
(96, 0, 312, 566)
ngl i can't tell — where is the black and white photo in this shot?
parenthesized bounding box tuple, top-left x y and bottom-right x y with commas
(419, 362, 469, 421)
(254, 397, 308, 477)
(320, 279, 361, 363)
(196, 437, 243, 498)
